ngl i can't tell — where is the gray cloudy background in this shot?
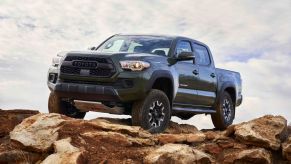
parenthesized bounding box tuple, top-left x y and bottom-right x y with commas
(0, 0, 290, 128)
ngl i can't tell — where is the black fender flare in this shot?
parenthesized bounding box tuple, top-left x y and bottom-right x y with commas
(146, 70, 176, 100)
(215, 82, 236, 107)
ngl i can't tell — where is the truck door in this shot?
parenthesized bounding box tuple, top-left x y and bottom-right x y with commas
(192, 43, 217, 107)
(173, 40, 200, 106)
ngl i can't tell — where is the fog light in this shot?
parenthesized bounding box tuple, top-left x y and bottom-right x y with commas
(48, 73, 57, 83)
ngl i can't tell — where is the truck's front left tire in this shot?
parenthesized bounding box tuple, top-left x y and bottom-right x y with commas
(131, 89, 171, 133)
(48, 92, 86, 119)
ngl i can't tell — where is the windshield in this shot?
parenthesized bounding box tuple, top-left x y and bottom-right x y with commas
(96, 35, 173, 56)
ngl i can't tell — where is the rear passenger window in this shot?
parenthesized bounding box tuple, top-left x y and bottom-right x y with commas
(193, 44, 211, 66)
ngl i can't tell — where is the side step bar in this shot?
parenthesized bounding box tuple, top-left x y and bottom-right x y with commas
(172, 107, 216, 114)
(74, 100, 124, 114)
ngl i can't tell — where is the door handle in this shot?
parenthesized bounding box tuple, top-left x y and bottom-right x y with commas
(210, 73, 216, 78)
(192, 70, 199, 75)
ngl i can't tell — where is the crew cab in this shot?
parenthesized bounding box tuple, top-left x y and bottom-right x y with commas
(47, 34, 242, 133)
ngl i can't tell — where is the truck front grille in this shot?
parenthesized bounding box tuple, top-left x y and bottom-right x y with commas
(60, 55, 116, 77)
(64, 56, 108, 63)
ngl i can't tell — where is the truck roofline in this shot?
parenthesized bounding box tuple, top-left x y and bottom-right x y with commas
(115, 33, 209, 48)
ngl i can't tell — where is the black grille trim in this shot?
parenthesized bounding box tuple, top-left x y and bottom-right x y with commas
(64, 56, 109, 63)
(60, 55, 116, 77)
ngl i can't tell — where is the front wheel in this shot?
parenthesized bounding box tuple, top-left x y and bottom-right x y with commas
(48, 92, 86, 119)
(211, 92, 235, 130)
(131, 89, 171, 133)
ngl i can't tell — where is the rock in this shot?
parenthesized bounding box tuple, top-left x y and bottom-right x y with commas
(201, 143, 223, 155)
(282, 137, 291, 161)
(222, 148, 272, 164)
(197, 137, 247, 157)
(215, 137, 235, 149)
(235, 148, 272, 164)
(41, 137, 85, 164)
(164, 122, 198, 134)
(81, 131, 155, 146)
(203, 131, 222, 140)
(144, 143, 214, 164)
(92, 117, 132, 126)
(10, 113, 70, 152)
(156, 134, 186, 144)
(0, 110, 289, 163)
(53, 138, 80, 153)
(156, 133, 205, 144)
(186, 133, 206, 143)
(0, 109, 39, 137)
(223, 124, 236, 137)
(234, 115, 287, 150)
(88, 118, 152, 138)
(0, 149, 44, 163)
(40, 152, 85, 164)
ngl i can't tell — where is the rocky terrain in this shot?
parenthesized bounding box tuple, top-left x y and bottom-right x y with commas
(0, 109, 290, 164)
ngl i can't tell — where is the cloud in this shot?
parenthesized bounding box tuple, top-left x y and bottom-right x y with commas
(0, 0, 290, 129)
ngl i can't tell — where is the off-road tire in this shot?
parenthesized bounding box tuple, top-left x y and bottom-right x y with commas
(132, 89, 171, 133)
(211, 92, 235, 130)
(48, 92, 86, 119)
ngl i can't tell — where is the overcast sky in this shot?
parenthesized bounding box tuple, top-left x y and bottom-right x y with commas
(0, 0, 290, 129)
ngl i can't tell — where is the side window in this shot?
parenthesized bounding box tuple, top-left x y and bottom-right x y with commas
(176, 41, 192, 54)
(193, 43, 211, 66)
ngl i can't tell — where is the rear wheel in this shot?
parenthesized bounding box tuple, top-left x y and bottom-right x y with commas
(48, 92, 86, 119)
(211, 92, 235, 130)
(132, 89, 171, 133)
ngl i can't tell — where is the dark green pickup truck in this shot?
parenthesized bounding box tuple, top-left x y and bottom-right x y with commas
(47, 34, 242, 133)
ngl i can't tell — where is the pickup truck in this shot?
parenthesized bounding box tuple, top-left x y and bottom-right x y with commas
(47, 34, 242, 133)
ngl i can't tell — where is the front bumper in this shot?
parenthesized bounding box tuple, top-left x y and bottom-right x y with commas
(48, 82, 119, 101)
(47, 73, 149, 103)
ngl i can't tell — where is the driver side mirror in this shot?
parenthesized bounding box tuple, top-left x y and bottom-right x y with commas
(177, 51, 195, 61)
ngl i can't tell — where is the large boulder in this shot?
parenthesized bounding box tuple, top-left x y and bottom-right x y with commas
(144, 144, 214, 164)
(1, 111, 290, 163)
(10, 113, 70, 152)
(41, 152, 85, 164)
(164, 122, 199, 134)
(156, 133, 205, 144)
(41, 138, 85, 164)
(88, 118, 152, 138)
(234, 115, 287, 150)
(0, 109, 39, 137)
(221, 148, 272, 164)
(196, 137, 247, 156)
(81, 131, 155, 146)
(0, 149, 44, 163)
(282, 137, 291, 161)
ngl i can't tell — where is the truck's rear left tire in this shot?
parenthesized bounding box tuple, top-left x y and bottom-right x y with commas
(211, 92, 235, 130)
(48, 92, 86, 119)
(131, 89, 171, 133)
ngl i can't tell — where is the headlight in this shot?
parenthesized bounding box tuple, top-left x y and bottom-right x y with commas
(119, 60, 150, 71)
(52, 57, 61, 67)
(52, 52, 65, 67)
